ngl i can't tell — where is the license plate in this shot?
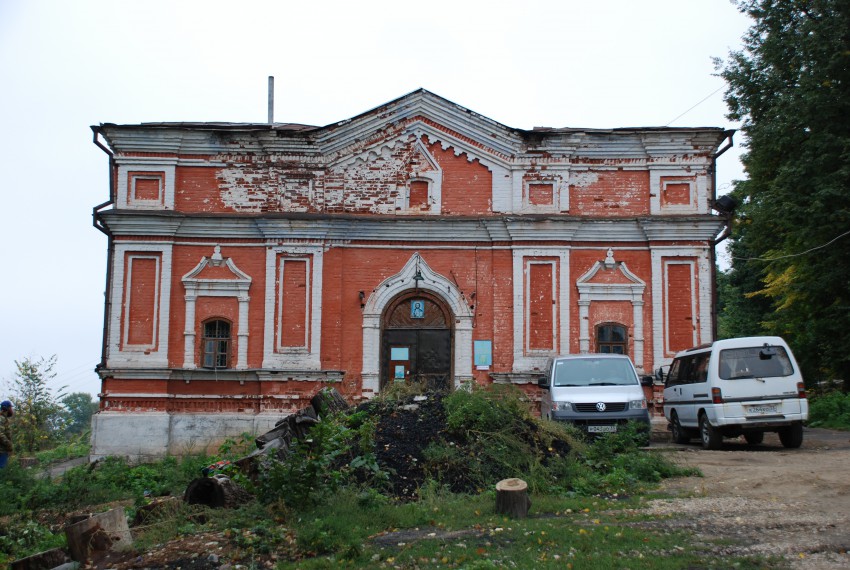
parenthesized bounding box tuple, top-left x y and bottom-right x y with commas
(587, 425, 617, 433)
(747, 404, 778, 415)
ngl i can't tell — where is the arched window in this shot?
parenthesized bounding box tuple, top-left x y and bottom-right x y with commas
(202, 319, 231, 369)
(596, 323, 627, 355)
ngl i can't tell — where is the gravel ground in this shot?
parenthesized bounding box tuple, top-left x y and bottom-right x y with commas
(643, 427, 850, 569)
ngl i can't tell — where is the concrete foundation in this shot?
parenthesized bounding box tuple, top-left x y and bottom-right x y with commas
(90, 412, 282, 462)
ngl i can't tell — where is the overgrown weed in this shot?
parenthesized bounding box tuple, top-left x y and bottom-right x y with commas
(808, 390, 850, 429)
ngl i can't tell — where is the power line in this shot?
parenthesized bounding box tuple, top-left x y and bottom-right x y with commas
(666, 86, 725, 126)
(731, 229, 850, 262)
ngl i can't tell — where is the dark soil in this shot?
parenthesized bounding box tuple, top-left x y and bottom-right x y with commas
(366, 391, 572, 499)
(369, 392, 453, 499)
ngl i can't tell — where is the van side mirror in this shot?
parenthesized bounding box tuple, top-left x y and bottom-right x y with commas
(655, 367, 665, 383)
(537, 376, 549, 389)
(759, 344, 777, 359)
(640, 375, 654, 387)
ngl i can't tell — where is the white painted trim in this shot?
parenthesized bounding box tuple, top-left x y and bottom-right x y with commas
(115, 159, 176, 210)
(181, 251, 253, 369)
(276, 257, 312, 351)
(108, 243, 173, 368)
(262, 245, 324, 370)
(401, 139, 443, 214)
(512, 248, 570, 371)
(524, 260, 558, 353)
(121, 254, 161, 351)
(651, 246, 713, 370)
(129, 173, 165, 207)
(662, 259, 698, 355)
(649, 168, 709, 215)
(575, 253, 647, 370)
(518, 172, 570, 213)
(361, 253, 474, 395)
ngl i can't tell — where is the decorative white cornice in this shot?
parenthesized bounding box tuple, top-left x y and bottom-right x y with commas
(96, 90, 727, 163)
(101, 212, 725, 243)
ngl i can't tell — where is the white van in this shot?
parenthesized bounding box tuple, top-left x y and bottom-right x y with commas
(662, 336, 808, 449)
(538, 354, 652, 440)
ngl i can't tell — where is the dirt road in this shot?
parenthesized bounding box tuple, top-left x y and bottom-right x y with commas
(646, 427, 850, 569)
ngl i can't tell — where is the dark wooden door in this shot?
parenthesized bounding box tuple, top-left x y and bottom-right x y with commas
(382, 328, 452, 391)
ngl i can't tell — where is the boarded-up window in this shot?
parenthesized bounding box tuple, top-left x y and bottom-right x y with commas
(527, 262, 555, 351)
(528, 183, 554, 206)
(409, 181, 429, 208)
(666, 262, 695, 353)
(124, 255, 159, 347)
(279, 258, 309, 349)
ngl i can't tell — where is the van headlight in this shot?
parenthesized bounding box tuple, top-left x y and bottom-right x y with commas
(551, 401, 572, 412)
(630, 399, 648, 410)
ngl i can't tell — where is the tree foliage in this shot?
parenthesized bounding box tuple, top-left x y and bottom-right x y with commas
(717, 0, 850, 385)
(61, 392, 97, 435)
(7, 356, 68, 452)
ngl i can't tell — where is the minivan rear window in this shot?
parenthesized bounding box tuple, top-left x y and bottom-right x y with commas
(553, 357, 638, 386)
(718, 346, 794, 379)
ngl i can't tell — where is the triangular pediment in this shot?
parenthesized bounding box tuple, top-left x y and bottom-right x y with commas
(318, 90, 523, 168)
(182, 246, 251, 286)
(576, 250, 645, 292)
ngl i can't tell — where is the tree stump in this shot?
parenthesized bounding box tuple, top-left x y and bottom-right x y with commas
(64, 507, 132, 563)
(184, 474, 253, 508)
(495, 478, 531, 518)
(311, 388, 350, 417)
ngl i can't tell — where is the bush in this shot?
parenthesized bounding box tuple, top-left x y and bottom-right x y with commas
(808, 391, 850, 429)
(258, 409, 388, 509)
(0, 516, 65, 566)
(424, 385, 576, 494)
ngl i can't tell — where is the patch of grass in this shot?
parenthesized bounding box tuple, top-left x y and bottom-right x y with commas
(0, 454, 211, 516)
(808, 390, 850, 429)
(33, 432, 91, 465)
(284, 488, 781, 569)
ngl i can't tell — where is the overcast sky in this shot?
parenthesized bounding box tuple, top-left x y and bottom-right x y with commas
(0, 0, 752, 398)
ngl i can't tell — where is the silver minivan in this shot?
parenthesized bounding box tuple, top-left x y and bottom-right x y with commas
(662, 336, 808, 449)
(538, 354, 652, 439)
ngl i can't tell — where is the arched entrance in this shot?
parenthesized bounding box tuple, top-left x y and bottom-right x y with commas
(381, 291, 453, 391)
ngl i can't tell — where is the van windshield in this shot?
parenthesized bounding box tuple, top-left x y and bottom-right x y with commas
(718, 346, 794, 379)
(553, 358, 638, 387)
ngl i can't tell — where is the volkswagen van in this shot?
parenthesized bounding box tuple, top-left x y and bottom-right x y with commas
(538, 354, 652, 440)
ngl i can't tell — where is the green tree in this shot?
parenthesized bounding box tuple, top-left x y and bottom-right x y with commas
(8, 356, 68, 452)
(62, 392, 97, 435)
(717, 0, 850, 387)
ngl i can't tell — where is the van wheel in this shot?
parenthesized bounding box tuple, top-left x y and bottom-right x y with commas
(779, 424, 804, 448)
(670, 412, 691, 444)
(744, 432, 764, 445)
(699, 413, 722, 450)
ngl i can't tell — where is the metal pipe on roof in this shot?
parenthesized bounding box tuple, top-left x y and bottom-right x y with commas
(268, 76, 274, 124)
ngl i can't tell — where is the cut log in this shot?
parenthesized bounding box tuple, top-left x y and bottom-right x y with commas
(64, 507, 132, 563)
(495, 478, 531, 519)
(184, 474, 253, 508)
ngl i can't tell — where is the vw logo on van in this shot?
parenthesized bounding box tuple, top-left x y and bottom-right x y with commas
(596, 402, 607, 412)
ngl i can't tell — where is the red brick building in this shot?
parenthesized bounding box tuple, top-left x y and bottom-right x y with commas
(91, 90, 732, 459)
